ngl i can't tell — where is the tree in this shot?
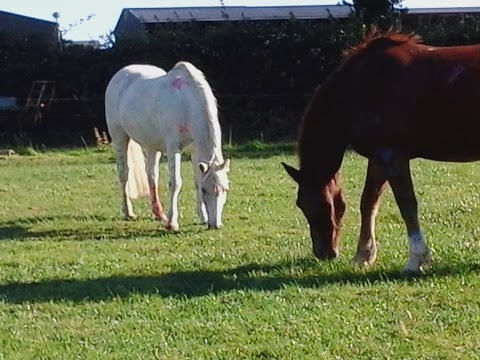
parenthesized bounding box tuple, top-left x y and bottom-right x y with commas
(351, 0, 404, 28)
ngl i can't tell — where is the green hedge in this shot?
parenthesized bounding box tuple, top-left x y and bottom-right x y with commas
(0, 13, 479, 145)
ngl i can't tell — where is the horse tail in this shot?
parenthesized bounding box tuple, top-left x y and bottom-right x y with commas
(127, 139, 149, 200)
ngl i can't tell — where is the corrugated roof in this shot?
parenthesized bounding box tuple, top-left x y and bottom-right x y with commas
(124, 5, 353, 24)
(406, 7, 480, 14)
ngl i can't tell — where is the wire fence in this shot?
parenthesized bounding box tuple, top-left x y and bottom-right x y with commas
(0, 93, 311, 147)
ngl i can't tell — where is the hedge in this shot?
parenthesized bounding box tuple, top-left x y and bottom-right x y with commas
(0, 13, 479, 146)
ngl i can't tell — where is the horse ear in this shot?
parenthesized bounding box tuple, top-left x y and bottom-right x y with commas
(218, 159, 230, 172)
(198, 162, 210, 174)
(281, 162, 301, 183)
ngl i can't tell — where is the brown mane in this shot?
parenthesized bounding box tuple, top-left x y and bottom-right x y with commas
(297, 28, 428, 177)
(343, 27, 422, 60)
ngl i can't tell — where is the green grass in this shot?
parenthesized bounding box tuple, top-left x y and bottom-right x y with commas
(1, 147, 480, 359)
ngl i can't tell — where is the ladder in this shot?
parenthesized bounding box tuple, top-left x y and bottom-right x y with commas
(25, 80, 56, 125)
(26, 80, 56, 108)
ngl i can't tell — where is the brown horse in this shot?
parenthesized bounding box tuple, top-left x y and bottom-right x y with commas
(282, 29, 480, 273)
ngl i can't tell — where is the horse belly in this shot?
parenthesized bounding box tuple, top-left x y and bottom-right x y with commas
(411, 106, 480, 161)
(412, 137, 480, 162)
(120, 97, 189, 152)
(118, 111, 168, 151)
(351, 130, 480, 163)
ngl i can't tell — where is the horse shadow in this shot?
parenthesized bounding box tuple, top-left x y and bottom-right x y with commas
(1, 257, 478, 304)
(0, 225, 26, 240)
(0, 214, 201, 242)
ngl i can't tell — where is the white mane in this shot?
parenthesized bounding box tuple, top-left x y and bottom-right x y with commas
(171, 61, 223, 163)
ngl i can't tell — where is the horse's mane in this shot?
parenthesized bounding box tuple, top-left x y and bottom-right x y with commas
(343, 27, 422, 61)
(297, 28, 422, 172)
(172, 61, 222, 160)
(174, 61, 218, 106)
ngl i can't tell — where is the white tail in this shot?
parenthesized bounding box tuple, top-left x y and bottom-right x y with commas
(127, 139, 149, 199)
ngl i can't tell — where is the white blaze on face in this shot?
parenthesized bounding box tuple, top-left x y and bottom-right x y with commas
(198, 160, 230, 229)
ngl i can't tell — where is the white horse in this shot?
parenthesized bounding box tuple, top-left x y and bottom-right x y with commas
(105, 61, 230, 230)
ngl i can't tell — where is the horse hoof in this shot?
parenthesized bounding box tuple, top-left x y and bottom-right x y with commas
(402, 266, 427, 275)
(155, 213, 168, 222)
(124, 214, 137, 221)
(402, 262, 430, 275)
(351, 251, 377, 267)
(403, 250, 432, 274)
(165, 223, 180, 232)
(352, 256, 375, 267)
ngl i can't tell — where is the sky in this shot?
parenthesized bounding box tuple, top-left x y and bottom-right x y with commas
(1, 0, 480, 41)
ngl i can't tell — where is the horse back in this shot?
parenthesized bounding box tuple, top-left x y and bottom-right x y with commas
(347, 40, 480, 161)
(105, 65, 167, 111)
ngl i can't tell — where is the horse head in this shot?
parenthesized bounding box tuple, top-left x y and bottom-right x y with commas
(198, 159, 230, 229)
(282, 162, 346, 259)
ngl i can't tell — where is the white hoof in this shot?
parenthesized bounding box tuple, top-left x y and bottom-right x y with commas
(124, 214, 137, 221)
(166, 222, 180, 232)
(403, 249, 432, 274)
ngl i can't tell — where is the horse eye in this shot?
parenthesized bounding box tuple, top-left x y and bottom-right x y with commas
(202, 188, 207, 194)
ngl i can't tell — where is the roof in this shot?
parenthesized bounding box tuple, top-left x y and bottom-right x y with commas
(406, 7, 480, 15)
(0, 10, 57, 27)
(113, 5, 480, 42)
(119, 5, 354, 24)
(0, 10, 59, 46)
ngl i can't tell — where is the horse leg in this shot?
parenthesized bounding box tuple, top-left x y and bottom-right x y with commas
(191, 151, 208, 225)
(112, 133, 136, 220)
(146, 150, 167, 222)
(385, 158, 431, 273)
(166, 151, 183, 231)
(352, 160, 388, 266)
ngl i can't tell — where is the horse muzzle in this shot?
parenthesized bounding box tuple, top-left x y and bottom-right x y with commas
(313, 247, 339, 260)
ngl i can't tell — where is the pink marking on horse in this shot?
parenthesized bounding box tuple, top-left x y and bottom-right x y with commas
(179, 124, 189, 135)
(171, 77, 186, 90)
(448, 64, 466, 84)
(150, 184, 167, 221)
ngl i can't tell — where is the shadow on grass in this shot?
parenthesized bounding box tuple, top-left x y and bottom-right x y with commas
(1, 257, 479, 304)
(0, 225, 26, 240)
(0, 214, 201, 241)
(1, 214, 115, 227)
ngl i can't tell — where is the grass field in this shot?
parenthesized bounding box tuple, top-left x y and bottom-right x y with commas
(1, 145, 480, 359)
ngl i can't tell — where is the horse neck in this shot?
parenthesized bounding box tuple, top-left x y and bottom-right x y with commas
(192, 119, 224, 164)
(298, 88, 348, 184)
(176, 64, 224, 164)
(187, 93, 224, 164)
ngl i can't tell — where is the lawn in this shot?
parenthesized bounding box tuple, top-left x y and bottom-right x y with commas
(1, 146, 480, 359)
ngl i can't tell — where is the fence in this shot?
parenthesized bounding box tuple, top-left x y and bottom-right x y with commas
(0, 92, 312, 147)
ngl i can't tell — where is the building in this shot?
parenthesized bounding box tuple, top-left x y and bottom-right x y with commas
(67, 40, 102, 49)
(113, 5, 354, 42)
(405, 6, 480, 17)
(113, 5, 480, 43)
(0, 10, 60, 47)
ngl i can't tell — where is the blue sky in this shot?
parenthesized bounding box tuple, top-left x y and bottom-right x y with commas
(1, 0, 479, 41)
